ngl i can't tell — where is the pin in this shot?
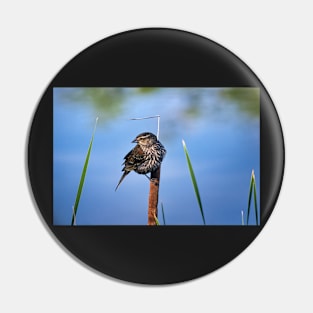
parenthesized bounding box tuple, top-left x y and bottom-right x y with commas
(27, 28, 284, 284)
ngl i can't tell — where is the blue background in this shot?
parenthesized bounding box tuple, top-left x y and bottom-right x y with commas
(53, 87, 260, 225)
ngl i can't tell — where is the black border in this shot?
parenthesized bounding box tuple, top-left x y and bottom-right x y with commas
(27, 28, 285, 284)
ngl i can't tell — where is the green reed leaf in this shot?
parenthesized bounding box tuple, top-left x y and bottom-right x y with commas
(253, 172, 259, 225)
(71, 118, 98, 225)
(161, 202, 166, 225)
(182, 140, 206, 225)
(154, 214, 160, 226)
(246, 170, 254, 225)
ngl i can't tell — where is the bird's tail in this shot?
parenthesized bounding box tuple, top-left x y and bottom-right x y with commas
(115, 171, 129, 191)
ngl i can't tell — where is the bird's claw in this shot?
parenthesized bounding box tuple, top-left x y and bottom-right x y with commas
(150, 178, 159, 186)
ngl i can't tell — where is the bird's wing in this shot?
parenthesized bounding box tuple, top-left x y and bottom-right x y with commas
(122, 145, 145, 171)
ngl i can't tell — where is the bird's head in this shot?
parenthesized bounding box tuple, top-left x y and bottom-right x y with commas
(132, 132, 157, 147)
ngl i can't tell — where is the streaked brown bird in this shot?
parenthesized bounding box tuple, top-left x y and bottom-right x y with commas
(115, 132, 166, 191)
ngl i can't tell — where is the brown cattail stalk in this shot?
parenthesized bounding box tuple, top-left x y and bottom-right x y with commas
(147, 166, 161, 225)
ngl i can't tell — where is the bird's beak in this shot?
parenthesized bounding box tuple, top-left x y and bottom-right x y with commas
(132, 138, 138, 143)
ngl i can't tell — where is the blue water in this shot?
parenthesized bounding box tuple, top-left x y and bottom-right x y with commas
(53, 88, 260, 225)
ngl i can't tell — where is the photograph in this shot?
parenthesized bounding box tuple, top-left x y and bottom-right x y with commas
(53, 87, 260, 225)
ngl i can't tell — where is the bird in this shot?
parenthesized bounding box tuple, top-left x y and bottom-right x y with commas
(115, 132, 166, 191)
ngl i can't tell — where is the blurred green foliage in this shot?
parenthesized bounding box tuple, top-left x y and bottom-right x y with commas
(59, 87, 124, 122)
(220, 88, 260, 117)
(59, 87, 159, 123)
(58, 87, 259, 134)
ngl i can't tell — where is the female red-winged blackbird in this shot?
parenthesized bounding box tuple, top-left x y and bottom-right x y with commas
(115, 132, 166, 191)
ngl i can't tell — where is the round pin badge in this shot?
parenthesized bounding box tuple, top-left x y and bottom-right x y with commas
(27, 28, 284, 284)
